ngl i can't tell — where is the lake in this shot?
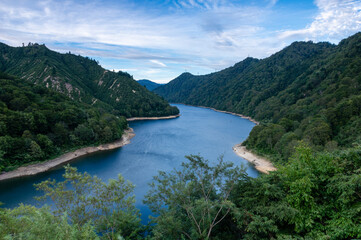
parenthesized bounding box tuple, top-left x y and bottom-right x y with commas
(0, 104, 258, 222)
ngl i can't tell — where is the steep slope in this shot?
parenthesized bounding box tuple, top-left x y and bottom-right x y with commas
(137, 79, 164, 91)
(155, 42, 333, 115)
(155, 33, 361, 162)
(0, 43, 178, 118)
(0, 71, 128, 171)
(154, 57, 260, 106)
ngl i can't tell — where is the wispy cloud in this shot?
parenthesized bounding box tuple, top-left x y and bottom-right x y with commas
(149, 60, 167, 68)
(173, 0, 221, 10)
(279, 0, 361, 42)
(268, 0, 278, 7)
(0, 0, 360, 82)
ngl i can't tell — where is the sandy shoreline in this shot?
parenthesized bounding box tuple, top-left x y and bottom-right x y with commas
(177, 104, 271, 173)
(126, 114, 180, 121)
(204, 107, 273, 173)
(233, 143, 277, 174)
(181, 104, 272, 173)
(0, 128, 135, 182)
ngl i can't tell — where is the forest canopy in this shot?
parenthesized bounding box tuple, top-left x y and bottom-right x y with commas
(1, 147, 360, 239)
(155, 32, 361, 163)
(0, 42, 179, 118)
(0, 72, 127, 171)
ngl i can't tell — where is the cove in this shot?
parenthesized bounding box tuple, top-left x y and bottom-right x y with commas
(0, 104, 258, 221)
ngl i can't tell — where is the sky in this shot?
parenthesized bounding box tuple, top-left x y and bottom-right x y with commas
(1, 0, 361, 83)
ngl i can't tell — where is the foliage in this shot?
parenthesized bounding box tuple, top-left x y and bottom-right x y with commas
(35, 165, 142, 239)
(1, 30, 361, 240)
(155, 32, 361, 162)
(0, 73, 127, 171)
(0, 42, 178, 118)
(1, 147, 361, 239)
(144, 155, 247, 240)
(144, 147, 361, 239)
(0, 204, 98, 240)
(231, 145, 361, 239)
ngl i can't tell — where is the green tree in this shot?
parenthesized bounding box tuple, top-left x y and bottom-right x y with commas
(36, 134, 55, 155)
(0, 205, 98, 240)
(52, 122, 69, 145)
(35, 166, 142, 239)
(101, 126, 113, 142)
(303, 119, 332, 146)
(0, 150, 5, 171)
(74, 123, 95, 144)
(144, 155, 247, 240)
(0, 121, 6, 136)
(29, 140, 44, 160)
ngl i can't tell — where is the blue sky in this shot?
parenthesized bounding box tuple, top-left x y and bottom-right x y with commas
(1, 0, 361, 83)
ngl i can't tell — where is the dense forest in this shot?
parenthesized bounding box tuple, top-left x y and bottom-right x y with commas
(155, 32, 361, 163)
(0, 72, 128, 171)
(1, 145, 360, 239)
(0, 43, 179, 118)
(1, 33, 361, 240)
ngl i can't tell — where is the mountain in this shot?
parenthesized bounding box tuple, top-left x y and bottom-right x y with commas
(0, 71, 129, 172)
(0, 43, 178, 118)
(155, 32, 361, 162)
(154, 41, 334, 116)
(137, 79, 164, 91)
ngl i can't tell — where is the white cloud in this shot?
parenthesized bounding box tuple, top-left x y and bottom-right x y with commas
(0, 0, 360, 82)
(0, 0, 267, 61)
(279, 0, 361, 42)
(173, 0, 221, 9)
(150, 60, 167, 67)
(268, 0, 278, 7)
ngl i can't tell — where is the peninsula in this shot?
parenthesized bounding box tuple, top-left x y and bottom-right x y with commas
(0, 129, 135, 181)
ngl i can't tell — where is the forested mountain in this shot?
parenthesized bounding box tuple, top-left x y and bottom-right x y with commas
(1, 35, 361, 239)
(0, 43, 178, 118)
(155, 32, 361, 162)
(0, 72, 128, 171)
(137, 79, 163, 91)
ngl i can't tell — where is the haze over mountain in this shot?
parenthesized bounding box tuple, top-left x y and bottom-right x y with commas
(155, 32, 361, 161)
(0, 42, 179, 118)
(137, 79, 164, 91)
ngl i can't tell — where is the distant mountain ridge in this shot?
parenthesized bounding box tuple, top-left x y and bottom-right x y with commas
(155, 32, 361, 162)
(154, 41, 334, 116)
(0, 43, 178, 118)
(137, 79, 164, 91)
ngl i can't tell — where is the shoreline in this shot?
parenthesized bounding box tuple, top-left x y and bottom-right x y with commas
(233, 143, 277, 174)
(0, 128, 135, 182)
(198, 106, 260, 125)
(175, 104, 271, 173)
(126, 114, 180, 121)
(175, 103, 259, 125)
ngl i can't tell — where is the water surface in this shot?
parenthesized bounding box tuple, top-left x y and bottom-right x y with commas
(0, 104, 258, 221)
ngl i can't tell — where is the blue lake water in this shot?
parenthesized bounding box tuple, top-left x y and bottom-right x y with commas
(0, 104, 258, 222)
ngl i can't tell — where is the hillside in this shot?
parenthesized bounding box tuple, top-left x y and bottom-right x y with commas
(0, 43, 178, 118)
(0, 72, 130, 172)
(137, 79, 164, 91)
(155, 32, 361, 162)
(2, 36, 361, 239)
